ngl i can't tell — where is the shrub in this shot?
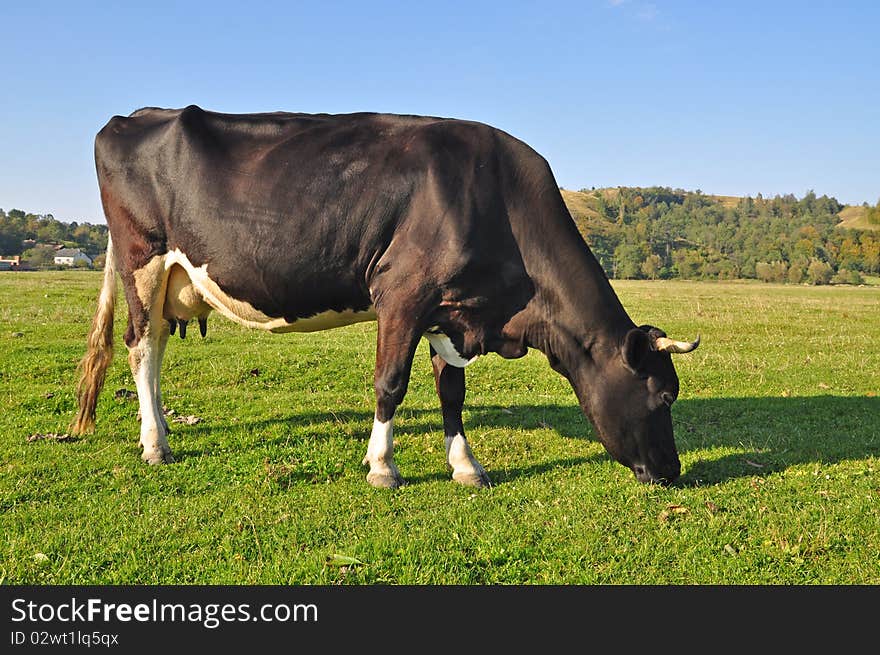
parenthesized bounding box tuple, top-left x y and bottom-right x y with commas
(831, 268, 864, 285)
(807, 259, 833, 285)
(755, 260, 787, 283)
(787, 264, 804, 284)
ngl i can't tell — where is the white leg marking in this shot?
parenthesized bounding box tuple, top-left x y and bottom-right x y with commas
(361, 416, 403, 488)
(446, 434, 490, 487)
(131, 337, 173, 465)
(424, 331, 479, 368)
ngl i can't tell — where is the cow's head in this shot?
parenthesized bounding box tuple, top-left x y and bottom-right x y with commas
(560, 325, 699, 485)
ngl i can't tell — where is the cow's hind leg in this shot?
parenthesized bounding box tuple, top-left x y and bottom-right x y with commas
(154, 326, 171, 435)
(130, 329, 173, 464)
(361, 312, 424, 489)
(124, 257, 174, 464)
(431, 348, 490, 488)
(135, 326, 171, 435)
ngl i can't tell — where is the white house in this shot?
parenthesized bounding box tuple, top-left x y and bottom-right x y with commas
(53, 248, 93, 267)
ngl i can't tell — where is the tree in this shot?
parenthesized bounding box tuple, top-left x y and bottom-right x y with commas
(866, 199, 880, 225)
(838, 236, 863, 271)
(755, 261, 787, 283)
(640, 254, 663, 280)
(672, 249, 705, 279)
(793, 237, 814, 258)
(22, 245, 56, 268)
(613, 243, 645, 279)
(73, 224, 93, 246)
(860, 234, 880, 273)
(35, 219, 65, 243)
(807, 259, 833, 285)
(788, 264, 804, 284)
(0, 222, 24, 255)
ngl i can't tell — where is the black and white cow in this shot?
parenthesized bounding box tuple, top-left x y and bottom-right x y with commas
(72, 106, 699, 487)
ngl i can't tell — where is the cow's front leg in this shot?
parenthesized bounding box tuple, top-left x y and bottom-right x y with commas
(362, 414, 400, 489)
(431, 347, 491, 488)
(361, 313, 422, 488)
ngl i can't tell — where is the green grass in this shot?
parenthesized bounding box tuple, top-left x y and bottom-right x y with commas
(1, 272, 878, 584)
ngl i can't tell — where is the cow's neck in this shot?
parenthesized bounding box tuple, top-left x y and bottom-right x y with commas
(514, 217, 635, 369)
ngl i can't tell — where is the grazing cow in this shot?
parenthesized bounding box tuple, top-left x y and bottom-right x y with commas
(72, 105, 699, 487)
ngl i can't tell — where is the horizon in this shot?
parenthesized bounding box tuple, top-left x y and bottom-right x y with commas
(0, 185, 866, 228)
(2, 1, 878, 223)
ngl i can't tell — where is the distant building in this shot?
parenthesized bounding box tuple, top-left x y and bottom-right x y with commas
(53, 248, 93, 267)
(0, 255, 21, 271)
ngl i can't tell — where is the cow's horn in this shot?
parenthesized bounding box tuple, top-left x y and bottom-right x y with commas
(655, 334, 700, 353)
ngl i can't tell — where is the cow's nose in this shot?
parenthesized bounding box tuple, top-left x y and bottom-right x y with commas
(633, 463, 679, 486)
(633, 464, 652, 483)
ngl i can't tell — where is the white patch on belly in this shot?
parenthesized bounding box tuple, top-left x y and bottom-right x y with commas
(164, 249, 376, 333)
(269, 308, 377, 333)
(424, 328, 479, 367)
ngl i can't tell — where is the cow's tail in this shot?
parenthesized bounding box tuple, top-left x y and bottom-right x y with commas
(71, 232, 117, 435)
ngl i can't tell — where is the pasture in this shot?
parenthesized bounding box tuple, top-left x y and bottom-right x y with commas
(1, 272, 878, 584)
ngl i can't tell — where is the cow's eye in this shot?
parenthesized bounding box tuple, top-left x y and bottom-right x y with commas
(660, 392, 675, 407)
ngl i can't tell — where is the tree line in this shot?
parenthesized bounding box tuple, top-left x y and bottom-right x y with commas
(3, 189, 879, 283)
(0, 208, 108, 267)
(568, 188, 880, 284)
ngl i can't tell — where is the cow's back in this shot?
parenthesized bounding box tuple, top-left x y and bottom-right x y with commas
(94, 106, 552, 324)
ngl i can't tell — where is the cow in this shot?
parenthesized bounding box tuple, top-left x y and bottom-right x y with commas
(71, 105, 699, 488)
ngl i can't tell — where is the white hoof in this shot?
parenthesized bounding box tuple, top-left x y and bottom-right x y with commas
(142, 447, 175, 465)
(446, 434, 491, 488)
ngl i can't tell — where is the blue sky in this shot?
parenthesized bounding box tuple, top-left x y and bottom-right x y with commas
(1, 1, 878, 222)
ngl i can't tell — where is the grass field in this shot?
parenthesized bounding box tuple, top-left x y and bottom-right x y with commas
(1, 272, 878, 584)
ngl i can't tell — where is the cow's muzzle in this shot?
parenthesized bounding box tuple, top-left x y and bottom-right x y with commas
(632, 461, 680, 486)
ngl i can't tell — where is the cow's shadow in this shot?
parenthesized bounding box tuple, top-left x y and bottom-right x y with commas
(670, 395, 880, 486)
(172, 395, 880, 486)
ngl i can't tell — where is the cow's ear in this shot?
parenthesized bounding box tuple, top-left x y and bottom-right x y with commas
(622, 327, 652, 374)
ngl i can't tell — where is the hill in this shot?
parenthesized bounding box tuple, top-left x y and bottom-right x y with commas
(837, 205, 879, 231)
(558, 186, 879, 283)
(561, 187, 875, 233)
